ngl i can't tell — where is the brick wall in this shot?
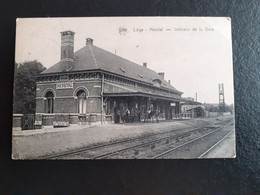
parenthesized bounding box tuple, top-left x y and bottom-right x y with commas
(36, 80, 101, 97)
(37, 113, 104, 126)
(36, 79, 102, 114)
(54, 98, 77, 113)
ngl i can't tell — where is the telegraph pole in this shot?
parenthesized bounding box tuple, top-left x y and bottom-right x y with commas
(218, 83, 225, 113)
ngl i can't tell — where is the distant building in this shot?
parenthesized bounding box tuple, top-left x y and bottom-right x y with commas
(181, 100, 203, 118)
(35, 30, 189, 124)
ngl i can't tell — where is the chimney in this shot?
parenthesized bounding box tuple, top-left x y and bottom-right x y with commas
(143, 62, 147, 68)
(86, 38, 93, 45)
(60, 30, 75, 72)
(168, 80, 171, 84)
(158, 72, 165, 79)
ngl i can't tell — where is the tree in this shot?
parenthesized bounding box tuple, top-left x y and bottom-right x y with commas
(13, 60, 46, 114)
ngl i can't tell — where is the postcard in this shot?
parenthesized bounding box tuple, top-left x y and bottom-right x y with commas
(12, 17, 235, 159)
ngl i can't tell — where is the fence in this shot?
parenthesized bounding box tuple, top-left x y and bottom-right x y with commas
(13, 113, 104, 130)
(172, 113, 192, 119)
(21, 114, 35, 130)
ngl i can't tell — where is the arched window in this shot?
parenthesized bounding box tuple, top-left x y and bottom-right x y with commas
(77, 90, 87, 114)
(45, 91, 54, 113)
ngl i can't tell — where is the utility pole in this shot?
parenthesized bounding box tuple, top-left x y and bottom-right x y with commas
(218, 83, 225, 113)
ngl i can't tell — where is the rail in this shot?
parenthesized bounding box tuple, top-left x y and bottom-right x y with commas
(42, 119, 233, 159)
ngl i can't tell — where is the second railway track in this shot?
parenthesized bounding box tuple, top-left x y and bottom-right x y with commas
(43, 118, 233, 159)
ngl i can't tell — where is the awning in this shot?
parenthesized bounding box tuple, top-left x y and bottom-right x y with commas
(103, 92, 183, 102)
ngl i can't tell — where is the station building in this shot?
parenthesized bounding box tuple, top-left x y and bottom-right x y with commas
(35, 30, 187, 124)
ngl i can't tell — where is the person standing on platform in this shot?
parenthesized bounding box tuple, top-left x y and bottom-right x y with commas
(126, 108, 130, 123)
(155, 108, 160, 123)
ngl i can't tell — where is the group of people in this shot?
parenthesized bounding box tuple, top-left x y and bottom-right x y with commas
(143, 105, 160, 123)
(114, 107, 138, 123)
(114, 104, 160, 123)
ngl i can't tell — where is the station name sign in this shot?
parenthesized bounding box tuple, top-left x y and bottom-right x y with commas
(56, 81, 74, 89)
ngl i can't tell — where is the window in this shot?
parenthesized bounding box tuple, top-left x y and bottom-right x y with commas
(77, 90, 87, 114)
(152, 79, 161, 87)
(45, 91, 54, 113)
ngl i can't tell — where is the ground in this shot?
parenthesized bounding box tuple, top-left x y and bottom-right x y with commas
(12, 115, 235, 159)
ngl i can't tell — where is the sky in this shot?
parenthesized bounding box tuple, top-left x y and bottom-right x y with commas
(15, 17, 234, 104)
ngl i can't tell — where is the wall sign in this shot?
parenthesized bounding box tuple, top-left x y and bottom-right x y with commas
(56, 81, 73, 89)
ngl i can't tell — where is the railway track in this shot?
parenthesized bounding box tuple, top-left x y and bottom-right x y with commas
(151, 126, 234, 159)
(43, 119, 233, 159)
(44, 126, 204, 159)
(198, 129, 235, 158)
(100, 121, 233, 159)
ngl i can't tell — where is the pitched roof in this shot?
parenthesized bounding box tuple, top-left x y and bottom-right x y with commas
(41, 44, 182, 93)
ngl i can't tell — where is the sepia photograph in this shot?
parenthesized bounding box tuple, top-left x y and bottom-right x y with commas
(12, 17, 235, 159)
